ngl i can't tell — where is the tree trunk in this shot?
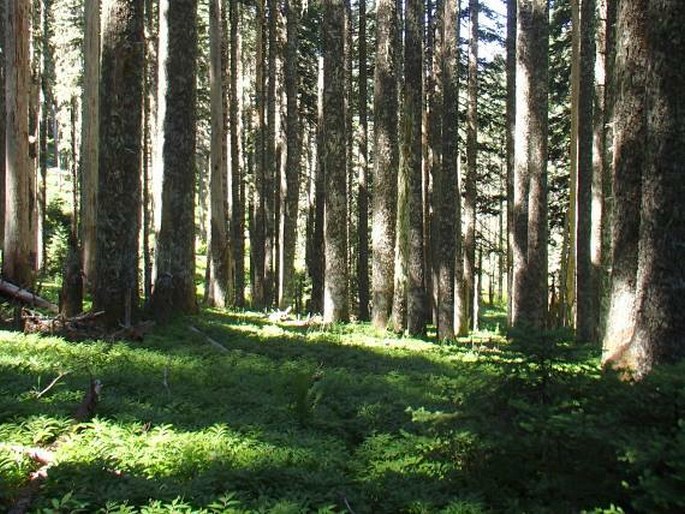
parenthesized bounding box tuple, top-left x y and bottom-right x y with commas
(356, 0, 369, 321)
(464, 0, 479, 332)
(80, 0, 100, 291)
(323, 0, 349, 323)
(576, 0, 596, 341)
(279, 0, 301, 311)
(309, 57, 325, 314)
(435, 0, 460, 340)
(0, 0, 6, 245)
(404, 0, 426, 336)
(371, 0, 399, 330)
(505, 0, 516, 326)
(511, 0, 549, 331)
(95, 0, 144, 327)
(603, 0, 685, 377)
(252, 0, 267, 308)
(4, 0, 35, 288)
(206, 0, 231, 308)
(151, 0, 199, 319)
(230, 0, 245, 307)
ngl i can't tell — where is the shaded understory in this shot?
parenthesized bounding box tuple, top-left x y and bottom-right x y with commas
(0, 308, 683, 513)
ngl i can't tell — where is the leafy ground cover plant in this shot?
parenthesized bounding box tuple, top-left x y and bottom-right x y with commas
(0, 308, 682, 513)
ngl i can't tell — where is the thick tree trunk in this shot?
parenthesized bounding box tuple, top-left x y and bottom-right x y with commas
(463, 0, 478, 332)
(602, 0, 644, 367)
(206, 0, 231, 308)
(356, 0, 370, 321)
(405, 0, 426, 336)
(511, 0, 549, 331)
(80, 0, 100, 291)
(4, 0, 34, 288)
(603, 0, 685, 377)
(323, 0, 349, 323)
(309, 57, 325, 314)
(278, 0, 301, 311)
(576, 0, 596, 341)
(371, 0, 399, 330)
(435, 0, 460, 340)
(151, 0, 199, 320)
(95, 0, 144, 327)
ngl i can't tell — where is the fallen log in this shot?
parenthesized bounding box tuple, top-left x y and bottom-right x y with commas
(0, 279, 58, 314)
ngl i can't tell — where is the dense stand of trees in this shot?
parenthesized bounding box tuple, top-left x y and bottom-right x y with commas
(1, 0, 683, 378)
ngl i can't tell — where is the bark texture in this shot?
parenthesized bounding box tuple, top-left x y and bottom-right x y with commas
(576, 0, 596, 341)
(603, 0, 685, 377)
(94, 0, 144, 326)
(0, 0, 6, 245)
(323, 0, 349, 323)
(4, 0, 34, 287)
(404, 0, 426, 335)
(279, 0, 301, 310)
(151, 0, 198, 319)
(434, 0, 460, 340)
(371, 0, 399, 330)
(80, 0, 100, 290)
(206, 0, 231, 308)
(356, 0, 369, 321)
(511, 0, 549, 331)
(464, 0, 478, 332)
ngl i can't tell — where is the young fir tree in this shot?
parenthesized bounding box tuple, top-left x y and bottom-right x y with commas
(94, 0, 144, 326)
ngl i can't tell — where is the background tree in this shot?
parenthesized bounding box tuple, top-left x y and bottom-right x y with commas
(279, 0, 301, 310)
(4, 0, 34, 287)
(371, 0, 399, 330)
(206, 0, 231, 308)
(323, 0, 349, 323)
(511, 0, 549, 330)
(80, 0, 99, 290)
(404, 0, 426, 335)
(94, 0, 144, 326)
(356, 0, 369, 321)
(464, 0, 478, 332)
(434, 0, 461, 339)
(506, 0, 516, 325)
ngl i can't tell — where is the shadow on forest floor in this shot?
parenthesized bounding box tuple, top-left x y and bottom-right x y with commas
(0, 309, 684, 513)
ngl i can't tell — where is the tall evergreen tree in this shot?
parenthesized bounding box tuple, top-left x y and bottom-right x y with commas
(230, 0, 245, 307)
(511, 0, 549, 330)
(206, 0, 231, 308)
(464, 0, 479, 332)
(576, 0, 596, 340)
(0, 0, 6, 245)
(404, 0, 426, 335)
(505, 0, 516, 325)
(80, 0, 100, 289)
(279, 0, 301, 310)
(434, 0, 460, 339)
(94, 0, 144, 326)
(323, 0, 349, 323)
(4, 0, 34, 287)
(357, 0, 370, 321)
(371, 0, 399, 330)
(151, 0, 199, 319)
(603, 0, 685, 377)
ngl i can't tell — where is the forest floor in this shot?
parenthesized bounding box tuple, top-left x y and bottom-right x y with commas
(0, 305, 683, 513)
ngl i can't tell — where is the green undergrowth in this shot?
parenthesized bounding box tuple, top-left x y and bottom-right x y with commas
(0, 308, 683, 513)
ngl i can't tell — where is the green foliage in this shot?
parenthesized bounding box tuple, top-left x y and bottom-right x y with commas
(44, 198, 73, 279)
(0, 310, 683, 513)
